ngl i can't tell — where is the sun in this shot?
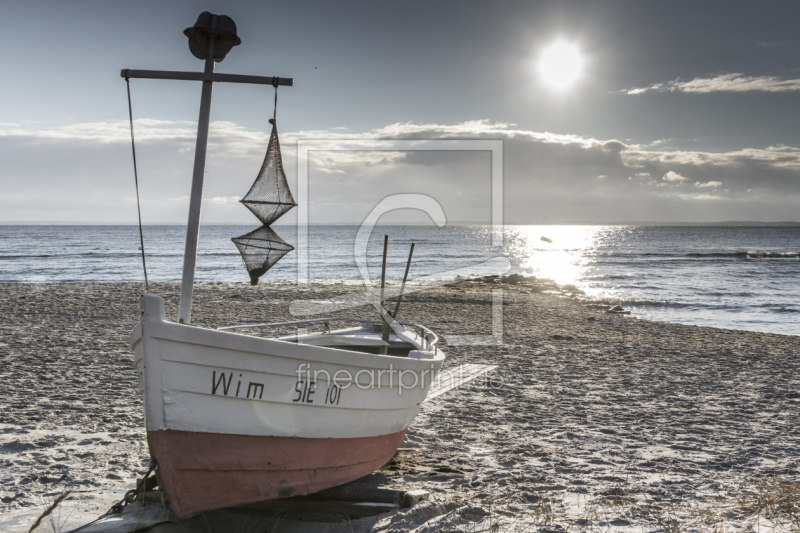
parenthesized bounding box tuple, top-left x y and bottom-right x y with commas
(538, 41, 584, 90)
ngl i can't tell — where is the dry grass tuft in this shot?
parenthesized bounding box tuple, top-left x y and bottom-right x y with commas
(28, 491, 71, 533)
(735, 477, 800, 527)
(578, 477, 800, 532)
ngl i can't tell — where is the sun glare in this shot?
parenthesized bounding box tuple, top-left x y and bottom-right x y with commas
(538, 41, 583, 90)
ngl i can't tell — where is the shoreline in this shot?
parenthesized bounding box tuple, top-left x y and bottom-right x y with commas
(2, 276, 797, 339)
(3, 224, 799, 338)
(2, 282, 799, 531)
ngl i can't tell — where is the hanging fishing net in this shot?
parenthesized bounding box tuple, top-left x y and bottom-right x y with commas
(232, 225, 294, 285)
(240, 119, 296, 225)
(233, 95, 296, 284)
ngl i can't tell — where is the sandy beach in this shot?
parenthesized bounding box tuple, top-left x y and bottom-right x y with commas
(1, 280, 799, 532)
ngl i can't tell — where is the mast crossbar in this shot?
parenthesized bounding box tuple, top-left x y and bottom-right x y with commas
(120, 69, 293, 86)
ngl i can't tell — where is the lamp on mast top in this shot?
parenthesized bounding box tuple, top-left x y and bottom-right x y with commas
(183, 12, 241, 62)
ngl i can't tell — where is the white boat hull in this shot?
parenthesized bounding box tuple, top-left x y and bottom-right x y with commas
(130, 293, 445, 517)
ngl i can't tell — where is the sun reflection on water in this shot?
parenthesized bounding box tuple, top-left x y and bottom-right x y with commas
(504, 225, 629, 300)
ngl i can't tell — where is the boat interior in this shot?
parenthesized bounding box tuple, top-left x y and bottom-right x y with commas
(217, 318, 439, 357)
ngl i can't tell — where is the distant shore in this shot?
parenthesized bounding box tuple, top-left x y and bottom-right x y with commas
(1, 281, 799, 531)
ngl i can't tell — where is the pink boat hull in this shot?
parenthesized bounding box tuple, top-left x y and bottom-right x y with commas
(148, 428, 407, 518)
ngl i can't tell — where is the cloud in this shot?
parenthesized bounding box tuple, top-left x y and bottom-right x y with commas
(662, 171, 687, 182)
(2, 119, 800, 224)
(676, 193, 724, 201)
(622, 145, 800, 171)
(625, 73, 800, 95)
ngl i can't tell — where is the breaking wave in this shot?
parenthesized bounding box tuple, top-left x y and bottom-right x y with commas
(685, 251, 799, 258)
(638, 251, 799, 259)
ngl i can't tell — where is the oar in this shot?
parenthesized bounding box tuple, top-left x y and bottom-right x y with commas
(391, 243, 415, 320)
(381, 243, 414, 354)
(379, 236, 390, 355)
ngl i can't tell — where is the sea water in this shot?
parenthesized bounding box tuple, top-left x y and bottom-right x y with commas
(1, 225, 798, 335)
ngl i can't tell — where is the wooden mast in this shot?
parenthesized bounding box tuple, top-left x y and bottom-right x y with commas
(120, 12, 293, 324)
(177, 36, 216, 324)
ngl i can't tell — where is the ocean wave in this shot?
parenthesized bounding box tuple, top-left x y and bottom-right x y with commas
(751, 303, 800, 313)
(0, 252, 147, 259)
(685, 251, 799, 258)
(640, 253, 682, 257)
(620, 251, 799, 259)
(618, 300, 696, 308)
(589, 299, 763, 311)
(585, 298, 800, 315)
(698, 291, 755, 297)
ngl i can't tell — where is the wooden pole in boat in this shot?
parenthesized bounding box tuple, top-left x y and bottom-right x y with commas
(381, 242, 414, 350)
(379, 235, 390, 355)
(392, 243, 415, 320)
(177, 36, 216, 324)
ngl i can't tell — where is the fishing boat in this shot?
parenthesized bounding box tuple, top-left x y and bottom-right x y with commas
(130, 299, 443, 518)
(123, 12, 445, 518)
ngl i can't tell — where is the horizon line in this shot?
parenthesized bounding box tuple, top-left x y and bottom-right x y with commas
(2, 220, 800, 227)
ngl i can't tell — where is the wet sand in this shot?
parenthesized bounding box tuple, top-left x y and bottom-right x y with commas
(1, 281, 799, 532)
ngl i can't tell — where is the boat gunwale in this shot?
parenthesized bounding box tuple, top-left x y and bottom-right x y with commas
(133, 314, 445, 372)
(217, 317, 440, 352)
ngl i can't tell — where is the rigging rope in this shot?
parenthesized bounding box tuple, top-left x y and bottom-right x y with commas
(125, 77, 150, 292)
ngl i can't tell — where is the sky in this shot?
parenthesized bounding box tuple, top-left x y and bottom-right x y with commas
(1, 0, 799, 224)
